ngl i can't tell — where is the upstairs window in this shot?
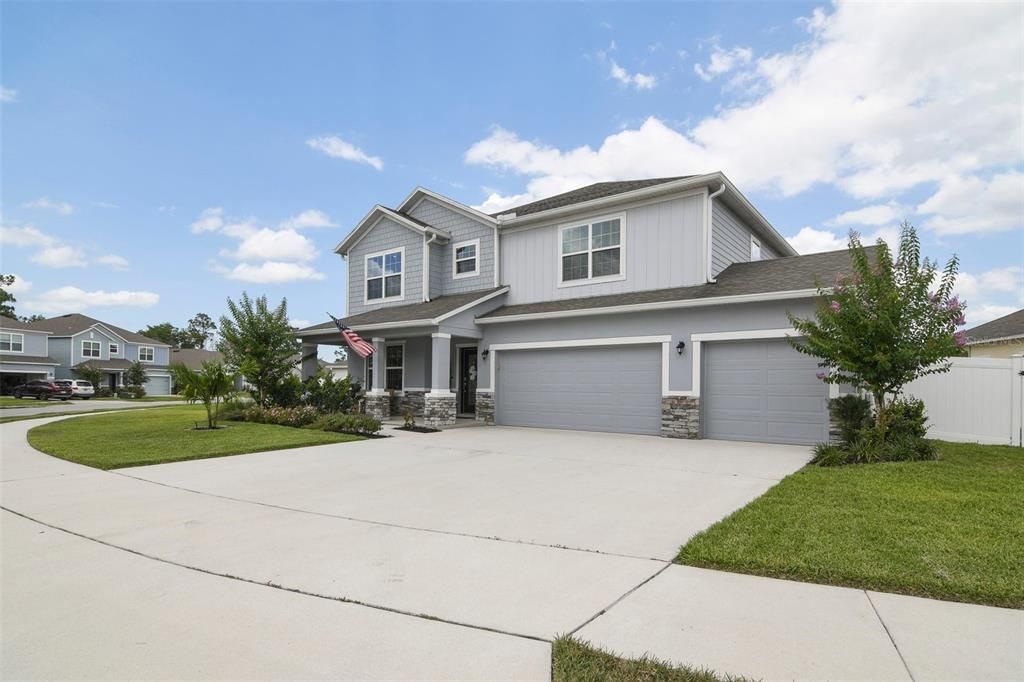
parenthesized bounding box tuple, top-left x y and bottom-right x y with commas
(453, 239, 479, 279)
(139, 346, 155, 362)
(0, 332, 24, 353)
(82, 340, 101, 358)
(560, 217, 624, 285)
(366, 248, 403, 301)
(751, 236, 762, 261)
(109, 343, 119, 355)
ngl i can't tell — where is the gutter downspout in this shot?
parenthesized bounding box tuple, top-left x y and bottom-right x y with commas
(706, 183, 726, 283)
(423, 233, 439, 302)
(493, 221, 501, 288)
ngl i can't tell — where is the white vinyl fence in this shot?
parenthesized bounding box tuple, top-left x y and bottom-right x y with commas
(899, 355, 1023, 446)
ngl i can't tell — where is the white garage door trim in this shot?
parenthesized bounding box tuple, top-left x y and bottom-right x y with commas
(484, 335, 672, 395)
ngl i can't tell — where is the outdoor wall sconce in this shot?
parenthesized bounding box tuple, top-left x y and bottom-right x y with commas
(676, 341, 686, 355)
(481, 349, 489, 360)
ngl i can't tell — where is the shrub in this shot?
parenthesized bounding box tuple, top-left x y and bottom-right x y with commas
(95, 387, 114, 398)
(811, 442, 848, 467)
(885, 397, 929, 440)
(311, 412, 382, 436)
(829, 395, 873, 447)
(266, 374, 303, 408)
(116, 385, 146, 400)
(241, 404, 319, 427)
(302, 371, 362, 413)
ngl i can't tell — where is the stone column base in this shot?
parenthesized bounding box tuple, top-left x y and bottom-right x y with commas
(423, 393, 456, 428)
(365, 392, 391, 420)
(475, 391, 495, 424)
(662, 396, 700, 439)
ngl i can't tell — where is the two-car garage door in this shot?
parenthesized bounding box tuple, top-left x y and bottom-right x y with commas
(495, 345, 663, 435)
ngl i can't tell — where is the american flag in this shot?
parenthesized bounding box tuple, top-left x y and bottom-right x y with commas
(328, 313, 375, 358)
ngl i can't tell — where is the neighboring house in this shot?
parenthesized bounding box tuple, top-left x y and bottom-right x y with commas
(296, 172, 864, 444)
(965, 309, 1024, 358)
(168, 347, 246, 391)
(17, 314, 174, 395)
(0, 315, 61, 394)
(324, 361, 349, 380)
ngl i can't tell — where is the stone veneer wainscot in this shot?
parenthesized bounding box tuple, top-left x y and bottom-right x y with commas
(661, 396, 700, 439)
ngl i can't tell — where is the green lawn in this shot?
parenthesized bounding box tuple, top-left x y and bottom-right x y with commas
(677, 441, 1024, 608)
(27, 405, 363, 469)
(552, 637, 731, 682)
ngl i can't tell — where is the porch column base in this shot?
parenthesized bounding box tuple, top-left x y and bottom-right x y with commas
(475, 391, 495, 425)
(365, 392, 391, 419)
(661, 396, 700, 439)
(423, 392, 456, 428)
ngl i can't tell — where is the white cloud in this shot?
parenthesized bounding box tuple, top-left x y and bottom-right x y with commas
(4, 274, 32, 295)
(190, 207, 224, 233)
(229, 228, 318, 262)
(609, 60, 658, 90)
(465, 2, 1023, 236)
(22, 286, 159, 314)
(92, 201, 118, 209)
(916, 172, 1024, 235)
(954, 266, 1023, 301)
(30, 245, 88, 268)
(279, 209, 337, 230)
(966, 304, 1020, 328)
(94, 254, 130, 270)
(694, 45, 753, 81)
(826, 203, 903, 227)
(306, 135, 383, 171)
(289, 318, 313, 329)
(23, 197, 74, 215)
(0, 86, 16, 103)
(0, 224, 56, 248)
(225, 262, 326, 284)
(786, 225, 899, 255)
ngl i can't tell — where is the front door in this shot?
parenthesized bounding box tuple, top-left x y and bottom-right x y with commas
(108, 373, 117, 391)
(458, 346, 478, 415)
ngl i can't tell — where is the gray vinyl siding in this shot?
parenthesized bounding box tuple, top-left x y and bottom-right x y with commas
(125, 343, 170, 366)
(408, 198, 495, 297)
(71, 328, 121, 365)
(0, 361, 52, 376)
(499, 193, 705, 306)
(478, 297, 818, 392)
(710, 201, 778, 277)
(346, 217, 424, 316)
(0, 328, 49, 357)
(49, 338, 72, 379)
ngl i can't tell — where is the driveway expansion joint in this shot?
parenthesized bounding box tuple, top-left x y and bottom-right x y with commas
(865, 589, 918, 682)
(568, 561, 673, 636)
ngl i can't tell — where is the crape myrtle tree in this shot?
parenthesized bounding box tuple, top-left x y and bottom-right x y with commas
(217, 292, 300, 406)
(788, 223, 965, 434)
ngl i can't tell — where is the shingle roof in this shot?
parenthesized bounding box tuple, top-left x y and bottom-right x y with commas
(169, 348, 225, 371)
(0, 315, 43, 333)
(20, 313, 169, 346)
(74, 358, 170, 371)
(297, 287, 509, 332)
(966, 309, 1024, 343)
(491, 177, 693, 217)
(478, 248, 876, 320)
(0, 354, 60, 365)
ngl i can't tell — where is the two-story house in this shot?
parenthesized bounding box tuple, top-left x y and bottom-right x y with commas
(10, 314, 174, 395)
(296, 172, 861, 444)
(0, 315, 61, 393)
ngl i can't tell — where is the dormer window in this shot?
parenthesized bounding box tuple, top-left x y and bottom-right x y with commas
(751, 236, 762, 261)
(366, 248, 404, 302)
(559, 216, 625, 286)
(453, 239, 479, 279)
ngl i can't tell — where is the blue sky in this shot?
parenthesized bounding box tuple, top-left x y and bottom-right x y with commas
(2, 1, 1021, 348)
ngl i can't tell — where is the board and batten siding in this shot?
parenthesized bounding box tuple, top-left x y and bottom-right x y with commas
(710, 201, 778, 278)
(500, 193, 705, 306)
(408, 197, 495, 297)
(346, 217, 424, 316)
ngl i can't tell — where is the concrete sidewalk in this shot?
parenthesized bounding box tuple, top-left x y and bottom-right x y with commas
(1, 398, 183, 418)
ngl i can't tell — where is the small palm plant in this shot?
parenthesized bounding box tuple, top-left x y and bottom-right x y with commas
(171, 361, 238, 430)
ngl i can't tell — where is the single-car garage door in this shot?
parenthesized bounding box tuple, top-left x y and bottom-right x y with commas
(703, 339, 827, 445)
(496, 345, 662, 435)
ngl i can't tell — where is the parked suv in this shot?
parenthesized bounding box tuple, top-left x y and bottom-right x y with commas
(11, 380, 73, 401)
(55, 380, 95, 399)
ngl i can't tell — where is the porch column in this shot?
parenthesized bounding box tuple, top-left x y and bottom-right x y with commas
(364, 337, 390, 419)
(425, 333, 456, 427)
(300, 343, 319, 380)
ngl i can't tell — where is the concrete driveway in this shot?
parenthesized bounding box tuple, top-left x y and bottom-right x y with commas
(1, 418, 807, 679)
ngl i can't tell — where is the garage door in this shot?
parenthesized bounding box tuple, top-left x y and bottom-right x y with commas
(496, 345, 662, 435)
(147, 375, 172, 396)
(703, 339, 827, 445)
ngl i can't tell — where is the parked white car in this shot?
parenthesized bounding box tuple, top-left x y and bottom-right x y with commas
(55, 380, 95, 399)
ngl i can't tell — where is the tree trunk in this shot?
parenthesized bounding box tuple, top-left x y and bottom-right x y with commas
(873, 391, 888, 437)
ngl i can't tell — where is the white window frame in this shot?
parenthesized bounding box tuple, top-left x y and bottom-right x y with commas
(384, 342, 405, 392)
(364, 354, 373, 389)
(452, 238, 480, 279)
(82, 340, 101, 358)
(138, 346, 155, 363)
(0, 332, 24, 353)
(364, 247, 405, 304)
(750, 235, 762, 261)
(109, 342, 120, 356)
(557, 213, 626, 288)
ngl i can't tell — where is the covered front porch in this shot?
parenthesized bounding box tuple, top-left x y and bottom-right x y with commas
(295, 288, 507, 428)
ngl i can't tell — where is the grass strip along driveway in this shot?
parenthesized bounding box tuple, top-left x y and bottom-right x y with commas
(553, 637, 731, 682)
(678, 441, 1023, 609)
(27, 405, 362, 469)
